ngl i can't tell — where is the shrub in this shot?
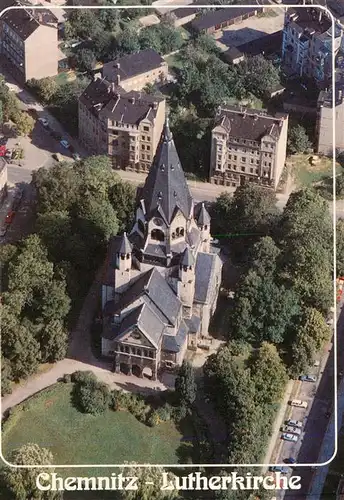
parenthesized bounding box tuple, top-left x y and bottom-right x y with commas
(147, 410, 160, 427)
(156, 403, 172, 422)
(75, 380, 111, 415)
(71, 370, 97, 385)
(62, 373, 72, 383)
(172, 404, 189, 423)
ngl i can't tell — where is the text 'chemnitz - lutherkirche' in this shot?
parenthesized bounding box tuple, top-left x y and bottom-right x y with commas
(100, 120, 222, 380)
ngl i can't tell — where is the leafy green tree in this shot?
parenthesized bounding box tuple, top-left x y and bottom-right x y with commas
(290, 308, 331, 375)
(210, 192, 233, 236)
(75, 195, 119, 243)
(237, 55, 280, 99)
(231, 271, 300, 344)
(36, 211, 73, 262)
(74, 379, 111, 414)
(74, 48, 97, 72)
(27, 77, 58, 103)
(175, 360, 197, 407)
(0, 444, 62, 500)
(287, 124, 311, 154)
(1, 356, 12, 396)
(118, 28, 141, 54)
(66, 9, 102, 40)
(248, 236, 280, 277)
(119, 465, 179, 500)
(39, 320, 68, 363)
(337, 218, 344, 276)
(13, 111, 34, 136)
(109, 181, 136, 231)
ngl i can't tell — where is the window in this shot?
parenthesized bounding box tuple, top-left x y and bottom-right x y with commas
(151, 229, 164, 242)
(233, 165, 237, 170)
(228, 154, 232, 159)
(250, 168, 253, 173)
(256, 160, 259, 164)
(147, 145, 150, 151)
(234, 155, 237, 161)
(147, 137, 151, 142)
(144, 349, 148, 357)
(241, 166, 245, 172)
(241, 157, 246, 163)
(143, 126, 149, 131)
(142, 145, 145, 150)
(250, 158, 254, 164)
(141, 135, 145, 140)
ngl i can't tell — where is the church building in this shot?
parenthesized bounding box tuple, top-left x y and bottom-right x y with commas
(101, 119, 223, 380)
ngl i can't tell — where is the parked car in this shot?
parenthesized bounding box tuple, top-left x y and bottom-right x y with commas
(52, 153, 63, 162)
(0, 226, 7, 237)
(38, 117, 49, 128)
(269, 466, 289, 474)
(286, 419, 303, 428)
(290, 399, 308, 409)
(299, 375, 317, 383)
(281, 433, 298, 443)
(281, 425, 302, 436)
(60, 139, 70, 149)
(5, 210, 15, 224)
(0, 145, 7, 157)
(72, 152, 81, 161)
(285, 457, 296, 464)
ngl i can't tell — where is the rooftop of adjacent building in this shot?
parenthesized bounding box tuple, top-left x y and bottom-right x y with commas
(102, 49, 166, 83)
(190, 6, 259, 31)
(1, 3, 58, 40)
(79, 77, 164, 125)
(286, 7, 332, 37)
(214, 106, 287, 141)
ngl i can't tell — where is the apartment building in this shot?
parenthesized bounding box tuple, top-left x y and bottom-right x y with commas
(210, 106, 289, 190)
(0, 5, 58, 83)
(102, 49, 168, 93)
(316, 85, 344, 155)
(79, 77, 166, 172)
(282, 7, 342, 87)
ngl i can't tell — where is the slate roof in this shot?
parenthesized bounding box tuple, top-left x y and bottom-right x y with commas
(80, 78, 164, 125)
(114, 303, 165, 348)
(2, 6, 57, 40)
(215, 106, 284, 141)
(190, 7, 258, 32)
(169, 7, 198, 19)
(112, 268, 182, 326)
(181, 247, 195, 267)
(194, 252, 217, 304)
(141, 119, 193, 224)
(185, 315, 201, 334)
(287, 7, 331, 35)
(102, 49, 166, 83)
(236, 31, 283, 57)
(162, 320, 189, 353)
(194, 202, 211, 227)
(118, 232, 132, 254)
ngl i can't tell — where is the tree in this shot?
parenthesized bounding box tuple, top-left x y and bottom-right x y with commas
(290, 308, 331, 375)
(109, 181, 136, 231)
(39, 320, 68, 362)
(118, 28, 141, 54)
(27, 77, 58, 103)
(337, 218, 344, 276)
(1, 444, 62, 500)
(74, 48, 97, 72)
(119, 465, 179, 500)
(175, 360, 197, 407)
(287, 124, 311, 154)
(1, 356, 12, 396)
(36, 211, 73, 263)
(210, 192, 233, 236)
(66, 9, 102, 39)
(237, 55, 280, 99)
(75, 195, 119, 244)
(13, 111, 34, 136)
(74, 379, 111, 414)
(248, 236, 280, 277)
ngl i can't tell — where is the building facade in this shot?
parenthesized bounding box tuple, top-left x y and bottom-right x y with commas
(101, 121, 222, 379)
(316, 86, 344, 155)
(190, 7, 258, 35)
(0, 5, 58, 83)
(210, 106, 288, 190)
(79, 77, 166, 172)
(282, 7, 342, 87)
(102, 49, 168, 92)
(0, 158, 8, 205)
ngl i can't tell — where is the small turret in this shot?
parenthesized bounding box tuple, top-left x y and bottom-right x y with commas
(196, 203, 211, 252)
(115, 232, 132, 287)
(178, 247, 195, 315)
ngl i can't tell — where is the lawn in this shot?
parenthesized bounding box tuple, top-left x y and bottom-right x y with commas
(289, 153, 341, 188)
(2, 383, 184, 469)
(164, 53, 184, 71)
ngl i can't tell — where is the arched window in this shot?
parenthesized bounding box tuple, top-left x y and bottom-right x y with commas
(172, 232, 176, 239)
(126, 253, 130, 259)
(151, 229, 165, 242)
(120, 253, 125, 260)
(204, 225, 208, 231)
(176, 227, 184, 238)
(138, 219, 145, 234)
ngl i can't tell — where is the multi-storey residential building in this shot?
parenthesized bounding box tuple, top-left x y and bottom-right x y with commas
(101, 49, 168, 92)
(282, 7, 342, 87)
(101, 120, 222, 378)
(316, 85, 344, 155)
(79, 77, 166, 172)
(0, 5, 58, 83)
(210, 106, 289, 189)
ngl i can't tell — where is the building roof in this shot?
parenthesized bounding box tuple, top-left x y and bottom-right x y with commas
(102, 49, 166, 83)
(115, 303, 165, 348)
(236, 31, 283, 57)
(184, 314, 201, 334)
(2, 6, 58, 40)
(194, 252, 217, 304)
(118, 232, 132, 255)
(223, 46, 244, 62)
(162, 320, 189, 353)
(79, 78, 164, 125)
(181, 247, 195, 267)
(286, 7, 331, 36)
(141, 119, 193, 224)
(194, 202, 211, 227)
(169, 7, 198, 19)
(190, 7, 258, 32)
(214, 106, 285, 141)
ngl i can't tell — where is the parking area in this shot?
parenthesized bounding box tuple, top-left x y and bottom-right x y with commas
(215, 10, 285, 50)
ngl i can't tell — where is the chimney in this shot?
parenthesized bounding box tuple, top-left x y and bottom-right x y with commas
(319, 10, 322, 23)
(116, 75, 120, 86)
(153, 101, 158, 110)
(111, 82, 116, 93)
(115, 62, 120, 69)
(130, 97, 135, 104)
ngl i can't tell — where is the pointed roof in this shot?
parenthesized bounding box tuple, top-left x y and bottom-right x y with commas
(196, 202, 211, 227)
(181, 247, 195, 267)
(141, 118, 193, 225)
(118, 232, 132, 254)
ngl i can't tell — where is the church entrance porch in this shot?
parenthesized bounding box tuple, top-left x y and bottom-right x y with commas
(114, 354, 157, 380)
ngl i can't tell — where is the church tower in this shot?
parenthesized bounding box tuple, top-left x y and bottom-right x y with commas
(177, 247, 195, 317)
(115, 232, 132, 288)
(196, 203, 211, 253)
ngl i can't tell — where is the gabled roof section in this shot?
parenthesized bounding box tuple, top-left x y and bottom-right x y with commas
(194, 252, 217, 304)
(115, 303, 165, 348)
(141, 119, 193, 224)
(102, 49, 166, 83)
(181, 247, 195, 267)
(194, 202, 211, 227)
(118, 232, 132, 254)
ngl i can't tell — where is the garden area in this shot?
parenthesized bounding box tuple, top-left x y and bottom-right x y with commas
(289, 153, 340, 188)
(2, 380, 193, 468)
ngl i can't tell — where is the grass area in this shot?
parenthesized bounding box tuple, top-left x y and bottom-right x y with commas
(53, 72, 75, 86)
(321, 430, 344, 498)
(2, 383, 184, 470)
(289, 153, 341, 188)
(164, 53, 184, 71)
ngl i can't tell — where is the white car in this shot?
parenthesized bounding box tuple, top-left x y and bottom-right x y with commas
(281, 433, 298, 443)
(60, 139, 70, 149)
(0, 226, 7, 237)
(38, 118, 49, 128)
(281, 425, 302, 436)
(286, 419, 303, 429)
(290, 399, 308, 409)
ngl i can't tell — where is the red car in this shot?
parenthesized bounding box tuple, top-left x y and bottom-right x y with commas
(5, 211, 15, 224)
(0, 145, 7, 157)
